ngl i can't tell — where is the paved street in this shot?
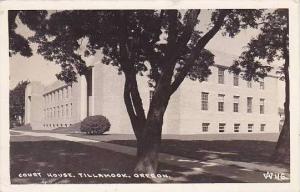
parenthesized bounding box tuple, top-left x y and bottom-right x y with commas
(10, 130, 290, 184)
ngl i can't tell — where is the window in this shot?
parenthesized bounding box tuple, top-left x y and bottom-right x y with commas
(70, 103, 72, 117)
(247, 81, 252, 88)
(219, 123, 225, 133)
(53, 107, 56, 118)
(247, 97, 253, 113)
(260, 98, 265, 114)
(149, 90, 154, 103)
(234, 123, 240, 132)
(260, 124, 266, 131)
(233, 74, 239, 86)
(202, 123, 209, 132)
(218, 94, 225, 112)
(61, 105, 64, 117)
(65, 87, 68, 98)
(55, 91, 58, 102)
(248, 124, 253, 132)
(233, 96, 239, 112)
(260, 81, 265, 90)
(68, 85, 72, 98)
(66, 104, 69, 117)
(58, 90, 62, 100)
(201, 92, 209, 110)
(218, 68, 225, 84)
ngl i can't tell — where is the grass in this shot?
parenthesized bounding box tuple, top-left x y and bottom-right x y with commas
(106, 139, 287, 166)
(10, 138, 241, 184)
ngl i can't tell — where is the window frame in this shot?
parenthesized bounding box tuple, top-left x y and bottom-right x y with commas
(219, 123, 225, 133)
(218, 68, 225, 84)
(248, 124, 254, 132)
(201, 92, 209, 111)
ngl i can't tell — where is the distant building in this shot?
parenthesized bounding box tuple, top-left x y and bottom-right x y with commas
(24, 54, 281, 134)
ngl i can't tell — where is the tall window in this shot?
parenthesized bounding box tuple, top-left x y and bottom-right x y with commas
(64, 87, 68, 98)
(59, 90, 62, 100)
(218, 94, 225, 112)
(219, 123, 225, 133)
(218, 68, 225, 84)
(248, 124, 254, 132)
(58, 106, 60, 117)
(70, 103, 73, 117)
(201, 92, 209, 110)
(68, 85, 72, 98)
(260, 124, 266, 131)
(260, 81, 265, 90)
(61, 105, 64, 117)
(66, 104, 69, 117)
(233, 96, 239, 112)
(234, 123, 240, 132)
(53, 107, 56, 118)
(247, 81, 252, 88)
(260, 98, 265, 114)
(202, 123, 209, 132)
(247, 97, 253, 113)
(233, 74, 239, 86)
(55, 91, 58, 102)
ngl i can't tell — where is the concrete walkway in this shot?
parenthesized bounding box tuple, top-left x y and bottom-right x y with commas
(10, 130, 290, 183)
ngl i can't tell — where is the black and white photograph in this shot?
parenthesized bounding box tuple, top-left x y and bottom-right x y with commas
(0, 1, 299, 192)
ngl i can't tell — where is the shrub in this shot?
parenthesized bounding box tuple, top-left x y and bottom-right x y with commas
(80, 115, 111, 135)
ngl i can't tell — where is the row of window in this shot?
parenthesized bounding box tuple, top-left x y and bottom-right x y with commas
(44, 85, 72, 105)
(43, 123, 72, 128)
(44, 103, 72, 119)
(201, 92, 265, 114)
(202, 123, 266, 133)
(217, 68, 265, 89)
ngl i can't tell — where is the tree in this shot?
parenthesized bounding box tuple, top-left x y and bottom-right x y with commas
(229, 9, 289, 164)
(10, 9, 263, 173)
(9, 80, 30, 127)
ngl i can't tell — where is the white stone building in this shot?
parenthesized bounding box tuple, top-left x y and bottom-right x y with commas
(24, 54, 281, 134)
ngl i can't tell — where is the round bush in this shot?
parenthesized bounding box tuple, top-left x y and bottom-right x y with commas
(80, 115, 111, 135)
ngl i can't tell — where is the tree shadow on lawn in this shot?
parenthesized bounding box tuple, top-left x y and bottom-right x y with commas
(10, 140, 240, 184)
(107, 139, 286, 166)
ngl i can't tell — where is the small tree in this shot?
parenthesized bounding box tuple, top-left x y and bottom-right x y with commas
(9, 80, 30, 127)
(230, 9, 289, 164)
(10, 9, 264, 173)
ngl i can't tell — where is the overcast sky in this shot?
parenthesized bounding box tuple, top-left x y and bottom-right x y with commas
(9, 10, 285, 106)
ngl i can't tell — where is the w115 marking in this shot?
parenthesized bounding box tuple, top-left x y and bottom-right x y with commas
(263, 171, 289, 181)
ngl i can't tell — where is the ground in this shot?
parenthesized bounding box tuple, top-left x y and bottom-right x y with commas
(9, 129, 290, 184)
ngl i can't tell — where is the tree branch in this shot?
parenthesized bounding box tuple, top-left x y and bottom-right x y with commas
(170, 9, 230, 94)
(118, 11, 146, 137)
(156, 10, 201, 94)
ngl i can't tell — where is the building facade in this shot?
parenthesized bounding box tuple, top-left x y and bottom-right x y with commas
(24, 59, 280, 134)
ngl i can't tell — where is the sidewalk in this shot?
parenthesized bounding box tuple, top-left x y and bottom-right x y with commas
(10, 130, 290, 183)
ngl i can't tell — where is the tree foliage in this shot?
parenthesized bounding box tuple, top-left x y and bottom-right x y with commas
(229, 9, 289, 164)
(230, 9, 288, 81)
(9, 80, 30, 127)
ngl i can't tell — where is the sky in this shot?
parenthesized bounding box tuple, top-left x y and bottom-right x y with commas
(9, 10, 285, 106)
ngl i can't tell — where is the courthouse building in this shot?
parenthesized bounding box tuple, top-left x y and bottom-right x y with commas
(24, 53, 281, 134)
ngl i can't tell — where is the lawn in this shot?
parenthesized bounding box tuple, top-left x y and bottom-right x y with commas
(106, 139, 283, 164)
(10, 137, 240, 184)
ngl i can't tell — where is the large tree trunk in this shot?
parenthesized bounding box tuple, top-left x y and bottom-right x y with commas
(272, 39, 290, 164)
(272, 74, 290, 164)
(134, 90, 170, 174)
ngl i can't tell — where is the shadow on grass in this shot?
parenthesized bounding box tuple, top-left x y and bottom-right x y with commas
(10, 140, 240, 184)
(107, 139, 280, 164)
